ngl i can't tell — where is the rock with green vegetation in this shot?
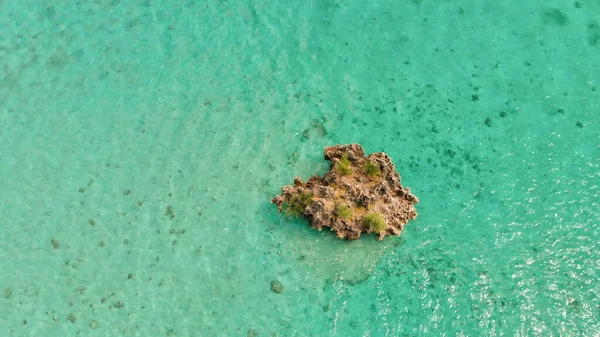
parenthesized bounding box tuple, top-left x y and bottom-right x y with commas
(335, 152, 352, 175)
(271, 143, 419, 240)
(363, 212, 386, 233)
(284, 192, 313, 217)
(364, 161, 381, 177)
(335, 204, 352, 219)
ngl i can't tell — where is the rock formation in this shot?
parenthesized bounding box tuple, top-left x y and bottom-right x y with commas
(271, 144, 419, 240)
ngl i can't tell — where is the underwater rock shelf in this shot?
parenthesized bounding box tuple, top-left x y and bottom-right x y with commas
(271, 144, 419, 240)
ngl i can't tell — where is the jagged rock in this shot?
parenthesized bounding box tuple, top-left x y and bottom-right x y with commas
(271, 144, 419, 240)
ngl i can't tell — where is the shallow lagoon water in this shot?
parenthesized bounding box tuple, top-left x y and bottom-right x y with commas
(1, 1, 599, 336)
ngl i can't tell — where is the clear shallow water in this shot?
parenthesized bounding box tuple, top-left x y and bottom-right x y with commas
(1, 0, 598, 336)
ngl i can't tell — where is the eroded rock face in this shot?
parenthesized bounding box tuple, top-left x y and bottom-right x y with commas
(271, 144, 419, 240)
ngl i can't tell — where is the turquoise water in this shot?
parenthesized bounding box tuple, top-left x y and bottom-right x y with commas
(1, 0, 599, 336)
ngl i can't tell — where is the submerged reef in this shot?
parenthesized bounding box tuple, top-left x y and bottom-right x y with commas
(271, 144, 419, 240)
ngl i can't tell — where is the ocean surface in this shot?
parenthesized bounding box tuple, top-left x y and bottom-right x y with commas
(1, 1, 598, 336)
